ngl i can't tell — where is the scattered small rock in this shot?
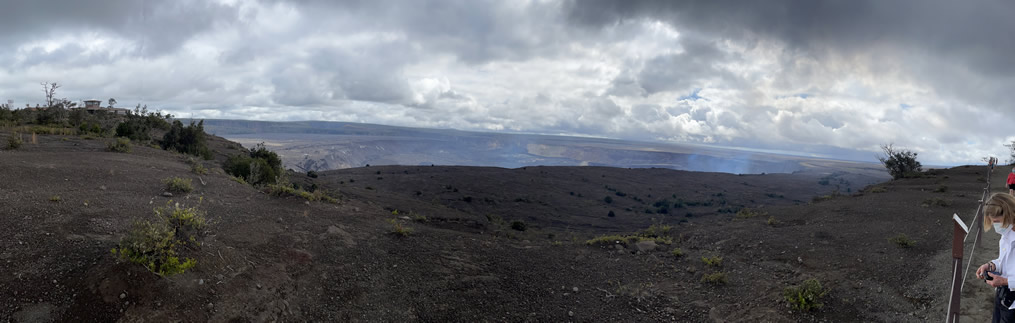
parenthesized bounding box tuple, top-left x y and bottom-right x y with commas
(568, 311, 574, 317)
(119, 293, 126, 299)
(256, 284, 262, 290)
(161, 192, 173, 197)
(198, 279, 205, 285)
(99, 185, 106, 190)
(572, 287, 579, 292)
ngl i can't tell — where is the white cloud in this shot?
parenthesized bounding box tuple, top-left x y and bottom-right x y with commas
(0, 0, 1010, 165)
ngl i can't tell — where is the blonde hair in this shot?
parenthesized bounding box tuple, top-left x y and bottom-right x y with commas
(984, 193, 1015, 232)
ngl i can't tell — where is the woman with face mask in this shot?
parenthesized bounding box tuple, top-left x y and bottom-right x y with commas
(978, 193, 1015, 322)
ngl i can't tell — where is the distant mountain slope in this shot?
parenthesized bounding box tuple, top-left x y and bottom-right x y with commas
(197, 119, 890, 188)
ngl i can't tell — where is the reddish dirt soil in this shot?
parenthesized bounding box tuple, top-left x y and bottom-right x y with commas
(0, 133, 991, 322)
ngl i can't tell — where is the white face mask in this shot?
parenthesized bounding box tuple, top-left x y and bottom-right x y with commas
(995, 222, 1010, 234)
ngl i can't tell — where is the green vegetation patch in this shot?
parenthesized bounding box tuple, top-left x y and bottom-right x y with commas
(266, 184, 338, 203)
(889, 233, 916, 248)
(735, 208, 767, 219)
(163, 176, 194, 193)
(389, 219, 412, 237)
(111, 201, 207, 277)
(107, 137, 131, 153)
(701, 255, 723, 267)
(784, 278, 828, 311)
(701, 272, 728, 285)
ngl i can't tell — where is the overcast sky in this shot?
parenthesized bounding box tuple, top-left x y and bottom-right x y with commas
(1, 0, 1012, 165)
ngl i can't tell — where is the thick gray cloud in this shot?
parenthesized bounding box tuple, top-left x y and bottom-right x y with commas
(0, 0, 1010, 165)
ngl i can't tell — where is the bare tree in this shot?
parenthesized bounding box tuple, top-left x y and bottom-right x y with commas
(108, 98, 117, 108)
(41, 82, 60, 108)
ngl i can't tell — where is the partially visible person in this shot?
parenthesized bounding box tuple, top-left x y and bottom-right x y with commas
(1008, 168, 1015, 196)
(977, 193, 1015, 322)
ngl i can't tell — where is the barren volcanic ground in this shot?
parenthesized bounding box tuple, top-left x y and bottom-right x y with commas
(0, 132, 995, 322)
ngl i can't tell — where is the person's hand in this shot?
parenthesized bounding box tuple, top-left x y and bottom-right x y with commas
(988, 272, 1010, 288)
(979, 263, 992, 279)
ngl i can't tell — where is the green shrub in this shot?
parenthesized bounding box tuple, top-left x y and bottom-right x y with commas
(735, 208, 767, 219)
(604, 196, 613, 204)
(784, 279, 828, 311)
(877, 144, 922, 180)
(671, 248, 684, 257)
(389, 219, 412, 237)
(767, 216, 777, 225)
(608, 210, 616, 217)
(107, 137, 131, 153)
(511, 220, 528, 231)
(111, 202, 206, 278)
(191, 163, 207, 175)
(222, 143, 283, 186)
(266, 184, 338, 203)
(889, 233, 916, 248)
(49, 195, 61, 202)
(163, 177, 194, 193)
(701, 272, 727, 285)
(161, 120, 211, 159)
(6, 133, 23, 150)
(640, 224, 672, 237)
(701, 256, 723, 267)
(307, 170, 319, 178)
(155, 201, 207, 243)
(230, 175, 247, 185)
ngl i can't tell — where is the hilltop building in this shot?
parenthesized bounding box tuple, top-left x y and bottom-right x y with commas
(75, 99, 129, 115)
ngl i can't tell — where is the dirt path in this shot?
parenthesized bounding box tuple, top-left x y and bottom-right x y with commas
(957, 165, 1007, 321)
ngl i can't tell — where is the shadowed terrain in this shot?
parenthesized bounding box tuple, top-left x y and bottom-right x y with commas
(0, 131, 991, 322)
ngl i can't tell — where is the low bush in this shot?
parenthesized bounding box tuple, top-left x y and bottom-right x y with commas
(111, 201, 207, 277)
(671, 248, 684, 257)
(389, 219, 412, 237)
(191, 163, 207, 175)
(7, 133, 23, 150)
(107, 137, 131, 153)
(735, 208, 767, 219)
(701, 255, 723, 267)
(49, 195, 61, 202)
(266, 183, 338, 203)
(889, 233, 916, 248)
(163, 176, 194, 193)
(784, 278, 828, 311)
(223, 143, 282, 186)
(701, 272, 727, 285)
